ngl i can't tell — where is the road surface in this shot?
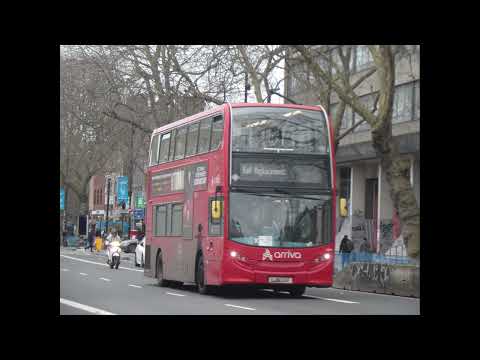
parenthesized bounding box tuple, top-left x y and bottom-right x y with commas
(59, 248, 420, 315)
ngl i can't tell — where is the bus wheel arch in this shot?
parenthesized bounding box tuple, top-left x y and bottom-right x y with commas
(194, 250, 202, 284)
(155, 248, 168, 287)
(195, 251, 212, 294)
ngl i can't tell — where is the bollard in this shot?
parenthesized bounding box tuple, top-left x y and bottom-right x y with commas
(95, 236, 103, 251)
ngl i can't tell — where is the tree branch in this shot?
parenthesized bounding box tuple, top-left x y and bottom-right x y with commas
(270, 90, 300, 104)
(102, 110, 152, 134)
(352, 67, 377, 90)
(337, 118, 367, 142)
(292, 45, 377, 125)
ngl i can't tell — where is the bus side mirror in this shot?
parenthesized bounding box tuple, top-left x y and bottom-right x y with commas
(211, 200, 222, 220)
(340, 198, 348, 217)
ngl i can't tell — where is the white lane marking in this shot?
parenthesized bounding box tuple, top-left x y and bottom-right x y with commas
(61, 268, 69, 272)
(330, 288, 419, 300)
(60, 298, 116, 315)
(166, 292, 186, 297)
(128, 284, 142, 288)
(225, 304, 256, 311)
(99, 277, 111, 282)
(304, 295, 358, 304)
(60, 254, 143, 272)
(79, 273, 88, 276)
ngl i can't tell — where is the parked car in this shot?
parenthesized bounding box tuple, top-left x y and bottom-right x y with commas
(120, 238, 138, 253)
(134, 238, 145, 267)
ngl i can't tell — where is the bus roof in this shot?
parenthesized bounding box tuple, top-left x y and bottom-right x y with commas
(151, 102, 326, 136)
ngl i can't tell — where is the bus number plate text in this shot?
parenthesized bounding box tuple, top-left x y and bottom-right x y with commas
(268, 277, 293, 284)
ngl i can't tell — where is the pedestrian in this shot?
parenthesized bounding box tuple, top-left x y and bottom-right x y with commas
(359, 237, 371, 262)
(339, 235, 353, 269)
(87, 226, 95, 252)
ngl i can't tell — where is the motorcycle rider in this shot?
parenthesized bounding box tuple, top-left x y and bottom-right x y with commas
(106, 229, 121, 265)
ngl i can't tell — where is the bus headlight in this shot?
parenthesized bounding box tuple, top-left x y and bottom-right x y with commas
(314, 252, 332, 263)
(230, 250, 247, 262)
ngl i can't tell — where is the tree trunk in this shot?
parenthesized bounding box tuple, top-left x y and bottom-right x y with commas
(377, 140, 420, 260)
(369, 46, 420, 260)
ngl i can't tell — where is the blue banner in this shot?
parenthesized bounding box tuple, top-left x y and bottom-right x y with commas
(116, 176, 129, 204)
(60, 188, 65, 210)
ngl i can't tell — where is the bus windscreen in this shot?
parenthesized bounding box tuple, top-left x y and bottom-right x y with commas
(231, 107, 329, 155)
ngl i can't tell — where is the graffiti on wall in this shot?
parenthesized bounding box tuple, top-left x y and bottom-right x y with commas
(351, 262, 391, 288)
(336, 207, 405, 255)
(379, 211, 402, 254)
(351, 210, 377, 252)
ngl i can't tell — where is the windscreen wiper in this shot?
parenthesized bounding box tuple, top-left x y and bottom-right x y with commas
(232, 187, 324, 201)
(272, 188, 322, 201)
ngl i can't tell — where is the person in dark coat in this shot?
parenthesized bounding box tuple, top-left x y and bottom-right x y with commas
(339, 235, 353, 269)
(87, 226, 96, 252)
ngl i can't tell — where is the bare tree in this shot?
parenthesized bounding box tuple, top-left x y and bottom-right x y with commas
(291, 45, 420, 259)
(235, 45, 286, 103)
(60, 52, 129, 217)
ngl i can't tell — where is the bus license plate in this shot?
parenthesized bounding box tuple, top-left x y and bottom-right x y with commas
(268, 277, 293, 284)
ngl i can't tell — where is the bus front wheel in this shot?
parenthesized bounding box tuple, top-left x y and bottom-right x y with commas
(289, 286, 306, 298)
(196, 254, 212, 295)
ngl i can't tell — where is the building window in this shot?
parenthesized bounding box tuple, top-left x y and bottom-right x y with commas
(331, 46, 355, 75)
(414, 81, 420, 120)
(197, 117, 212, 154)
(158, 132, 171, 163)
(392, 82, 414, 123)
(210, 115, 224, 151)
(171, 203, 183, 236)
(339, 167, 351, 199)
(153, 205, 167, 236)
(185, 122, 199, 157)
(288, 61, 309, 97)
(342, 105, 354, 130)
(355, 45, 374, 72)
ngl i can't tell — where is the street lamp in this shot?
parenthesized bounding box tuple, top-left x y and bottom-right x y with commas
(244, 72, 250, 103)
(105, 177, 111, 236)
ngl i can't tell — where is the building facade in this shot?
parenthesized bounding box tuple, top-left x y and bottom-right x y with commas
(88, 175, 106, 229)
(286, 45, 420, 256)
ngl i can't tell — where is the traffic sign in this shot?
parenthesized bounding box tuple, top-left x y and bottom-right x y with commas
(60, 188, 65, 210)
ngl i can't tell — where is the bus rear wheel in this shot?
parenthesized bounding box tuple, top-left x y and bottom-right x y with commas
(196, 254, 212, 295)
(288, 286, 306, 298)
(156, 252, 169, 287)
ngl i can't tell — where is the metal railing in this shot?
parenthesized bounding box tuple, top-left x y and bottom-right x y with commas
(334, 246, 415, 273)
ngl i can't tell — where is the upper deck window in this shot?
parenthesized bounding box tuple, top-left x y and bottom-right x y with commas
(174, 126, 187, 160)
(149, 134, 160, 166)
(232, 107, 329, 155)
(158, 132, 171, 164)
(186, 122, 200, 157)
(198, 117, 213, 154)
(210, 115, 224, 151)
(169, 129, 177, 161)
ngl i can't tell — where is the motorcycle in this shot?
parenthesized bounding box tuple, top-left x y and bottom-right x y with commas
(105, 240, 122, 269)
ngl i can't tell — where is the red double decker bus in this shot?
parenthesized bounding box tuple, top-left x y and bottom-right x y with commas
(144, 103, 335, 297)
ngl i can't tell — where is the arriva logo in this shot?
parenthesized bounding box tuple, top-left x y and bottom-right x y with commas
(262, 249, 302, 261)
(262, 249, 273, 261)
